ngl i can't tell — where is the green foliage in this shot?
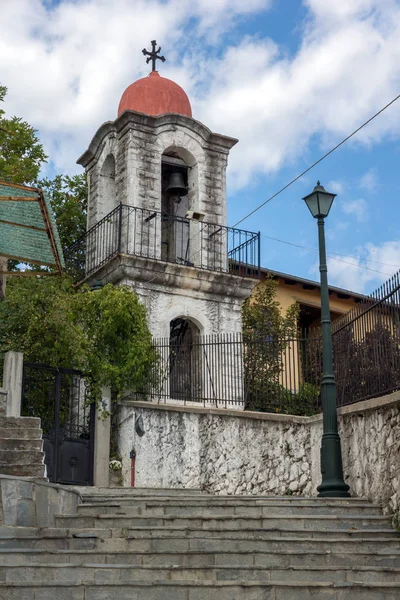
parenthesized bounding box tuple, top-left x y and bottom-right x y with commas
(73, 283, 154, 395)
(0, 85, 47, 184)
(39, 174, 88, 250)
(0, 276, 154, 401)
(242, 276, 298, 339)
(242, 276, 301, 412)
(0, 84, 88, 279)
(282, 383, 319, 416)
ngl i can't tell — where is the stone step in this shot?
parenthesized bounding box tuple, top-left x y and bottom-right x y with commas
(0, 438, 43, 451)
(0, 427, 42, 439)
(76, 486, 204, 497)
(0, 464, 46, 477)
(0, 532, 398, 553)
(81, 491, 372, 502)
(2, 562, 400, 584)
(1, 579, 400, 600)
(2, 547, 400, 569)
(54, 513, 393, 531)
(0, 450, 44, 465)
(77, 500, 384, 517)
(0, 416, 41, 428)
(1, 525, 396, 545)
(0, 487, 398, 599)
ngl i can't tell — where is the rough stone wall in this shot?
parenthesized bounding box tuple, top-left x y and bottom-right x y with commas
(86, 133, 119, 229)
(128, 278, 244, 338)
(81, 113, 235, 231)
(0, 476, 80, 527)
(340, 397, 400, 521)
(117, 403, 313, 496)
(117, 393, 400, 521)
(80, 113, 245, 345)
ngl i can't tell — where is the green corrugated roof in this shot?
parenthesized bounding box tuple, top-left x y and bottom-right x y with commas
(0, 181, 64, 270)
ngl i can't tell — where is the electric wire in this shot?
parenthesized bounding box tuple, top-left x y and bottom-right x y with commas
(261, 234, 397, 275)
(233, 92, 400, 228)
(144, 93, 400, 284)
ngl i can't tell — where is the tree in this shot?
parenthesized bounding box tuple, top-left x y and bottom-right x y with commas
(39, 174, 87, 250)
(242, 276, 300, 412)
(0, 275, 155, 401)
(0, 85, 155, 407)
(0, 84, 88, 251)
(0, 85, 47, 184)
(0, 85, 49, 297)
(0, 84, 88, 290)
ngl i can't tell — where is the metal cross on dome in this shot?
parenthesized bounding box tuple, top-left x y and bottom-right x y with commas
(142, 40, 166, 72)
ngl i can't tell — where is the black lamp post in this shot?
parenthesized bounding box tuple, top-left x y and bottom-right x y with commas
(302, 182, 350, 498)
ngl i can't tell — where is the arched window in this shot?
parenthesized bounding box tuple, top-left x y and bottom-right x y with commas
(99, 154, 116, 218)
(169, 318, 201, 400)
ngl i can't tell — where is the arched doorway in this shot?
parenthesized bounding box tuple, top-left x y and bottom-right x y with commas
(169, 318, 200, 400)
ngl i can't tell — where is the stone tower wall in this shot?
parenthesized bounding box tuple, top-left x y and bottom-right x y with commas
(80, 113, 236, 231)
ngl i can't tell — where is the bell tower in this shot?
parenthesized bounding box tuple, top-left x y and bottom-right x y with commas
(73, 43, 260, 383)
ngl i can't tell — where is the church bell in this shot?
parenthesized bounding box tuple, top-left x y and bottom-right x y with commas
(166, 172, 188, 198)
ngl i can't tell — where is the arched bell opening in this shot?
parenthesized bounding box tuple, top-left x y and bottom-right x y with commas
(169, 318, 201, 400)
(161, 152, 191, 265)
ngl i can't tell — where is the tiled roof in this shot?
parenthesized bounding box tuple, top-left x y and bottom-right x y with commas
(0, 180, 64, 270)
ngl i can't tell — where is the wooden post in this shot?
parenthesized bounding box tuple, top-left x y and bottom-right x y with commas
(0, 256, 7, 299)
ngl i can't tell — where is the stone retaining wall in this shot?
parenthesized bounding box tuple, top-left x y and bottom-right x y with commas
(0, 476, 81, 527)
(118, 391, 400, 521)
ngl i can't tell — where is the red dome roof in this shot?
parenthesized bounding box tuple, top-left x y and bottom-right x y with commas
(118, 71, 192, 118)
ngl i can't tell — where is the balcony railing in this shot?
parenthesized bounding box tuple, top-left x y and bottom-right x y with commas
(64, 204, 260, 282)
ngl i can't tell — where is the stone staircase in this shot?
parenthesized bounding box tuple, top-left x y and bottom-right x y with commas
(0, 487, 399, 599)
(0, 390, 45, 478)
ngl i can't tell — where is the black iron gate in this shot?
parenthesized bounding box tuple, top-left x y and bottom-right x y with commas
(22, 363, 95, 485)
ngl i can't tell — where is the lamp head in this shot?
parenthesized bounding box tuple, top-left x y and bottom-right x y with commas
(302, 181, 336, 219)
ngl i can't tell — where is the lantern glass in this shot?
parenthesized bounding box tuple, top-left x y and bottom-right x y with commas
(303, 182, 336, 218)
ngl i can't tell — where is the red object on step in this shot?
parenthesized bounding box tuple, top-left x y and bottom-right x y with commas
(130, 450, 136, 487)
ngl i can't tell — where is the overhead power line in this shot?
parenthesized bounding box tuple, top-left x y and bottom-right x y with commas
(262, 234, 399, 268)
(261, 234, 394, 276)
(233, 92, 400, 228)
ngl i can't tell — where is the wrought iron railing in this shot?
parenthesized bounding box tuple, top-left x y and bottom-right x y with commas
(131, 297, 400, 411)
(132, 332, 322, 414)
(331, 270, 400, 406)
(64, 204, 260, 282)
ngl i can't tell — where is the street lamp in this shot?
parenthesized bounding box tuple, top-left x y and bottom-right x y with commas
(302, 182, 350, 498)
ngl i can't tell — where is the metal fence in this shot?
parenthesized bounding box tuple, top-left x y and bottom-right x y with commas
(332, 270, 400, 406)
(132, 283, 400, 411)
(64, 204, 260, 282)
(132, 333, 322, 414)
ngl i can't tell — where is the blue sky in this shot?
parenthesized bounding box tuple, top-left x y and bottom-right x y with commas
(1, 0, 400, 293)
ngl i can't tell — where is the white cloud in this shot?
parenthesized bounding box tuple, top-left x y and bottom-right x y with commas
(0, 0, 273, 175)
(359, 169, 378, 192)
(305, 0, 377, 22)
(1, 0, 400, 189)
(341, 198, 368, 222)
(194, 0, 400, 188)
(365, 240, 400, 271)
(310, 240, 400, 293)
(327, 180, 345, 194)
